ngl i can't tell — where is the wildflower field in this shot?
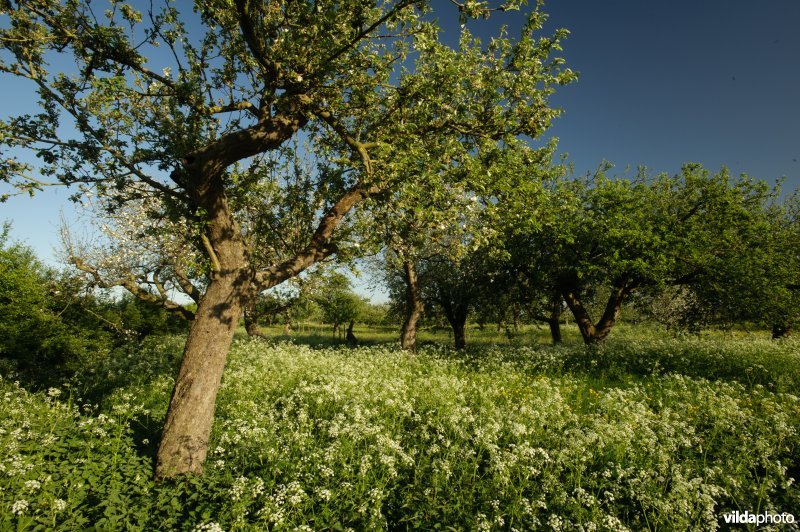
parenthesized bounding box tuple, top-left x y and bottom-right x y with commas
(1, 333, 799, 530)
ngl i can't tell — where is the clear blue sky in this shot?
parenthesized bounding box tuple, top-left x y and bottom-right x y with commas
(2, 0, 799, 268)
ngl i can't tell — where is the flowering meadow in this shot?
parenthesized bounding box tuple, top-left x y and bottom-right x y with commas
(1, 335, 799, 530)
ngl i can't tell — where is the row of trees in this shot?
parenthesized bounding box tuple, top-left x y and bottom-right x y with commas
(385, 164, 800, 348)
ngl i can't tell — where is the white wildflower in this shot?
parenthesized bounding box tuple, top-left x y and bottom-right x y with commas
(11, 500, 28, 515)
(192, 522, 224, 532)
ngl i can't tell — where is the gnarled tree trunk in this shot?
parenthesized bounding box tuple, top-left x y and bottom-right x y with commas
(400, 259, 424, 350)
(561, 283, 633, 345)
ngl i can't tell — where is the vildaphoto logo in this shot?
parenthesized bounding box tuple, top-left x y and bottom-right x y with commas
(721, 510, 795, 525)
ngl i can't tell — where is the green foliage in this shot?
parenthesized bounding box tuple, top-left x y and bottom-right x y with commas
(501, 163, 794, 340)
(2, 334, 798, 529)
(0, 231, 188, 383)
(0, 233, 112, 372)
(110, 295, 189, 339)
(358, 302, 391, 327)
(312, 273, 368, 332)
(1, 0, 578, 477)
(0, 0, 575, 256)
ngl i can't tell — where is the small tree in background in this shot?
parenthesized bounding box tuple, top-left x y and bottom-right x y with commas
(313, 272, 367, 343)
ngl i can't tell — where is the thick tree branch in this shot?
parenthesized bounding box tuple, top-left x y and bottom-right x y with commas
(255, 183, 379, 290)
(181, 103, 307, 186)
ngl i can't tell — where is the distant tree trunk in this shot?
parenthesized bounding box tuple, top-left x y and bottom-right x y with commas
(440, 299, 469, 350)
(532, 296, 564, 344)
(346, 320, 357, 345)
(772, 323, 792, 339)
(548, 317, 562, 345)
(452, 321, 467, 349)
(243, 297, 267, 338)
(400, 259, 424, 350)
(332, 322, 340, 338)
(561, 283, 633, 344)
(544, 296, 562, 344)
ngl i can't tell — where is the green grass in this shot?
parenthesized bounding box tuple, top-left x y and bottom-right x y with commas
(256, 320, 777, 348)
(252, 320, 589, 346)
(1, 331, 798, 530)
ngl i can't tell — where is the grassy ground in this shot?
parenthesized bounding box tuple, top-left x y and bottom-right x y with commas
(260, 320, 592, 346)
(257, 320, 775, 347)
(0, 326, 798, 530)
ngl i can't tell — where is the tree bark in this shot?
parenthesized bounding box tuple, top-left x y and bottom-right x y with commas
(562, 284, 630, 344)
(400, 259, 424, 350)
(155, 193, 251, 479)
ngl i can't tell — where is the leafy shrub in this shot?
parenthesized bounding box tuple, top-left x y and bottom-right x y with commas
(0, 235, 115, 375)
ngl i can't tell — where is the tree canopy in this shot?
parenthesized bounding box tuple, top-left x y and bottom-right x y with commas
(501, 163, 790, 343)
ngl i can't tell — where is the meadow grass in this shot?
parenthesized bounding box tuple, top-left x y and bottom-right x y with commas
(0, 330, 798, 530)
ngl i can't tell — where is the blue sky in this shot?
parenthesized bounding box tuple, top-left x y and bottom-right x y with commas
(2, 0, 799, 271)
(442, 0, 800, 183)
(541, 0, 800, 184)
